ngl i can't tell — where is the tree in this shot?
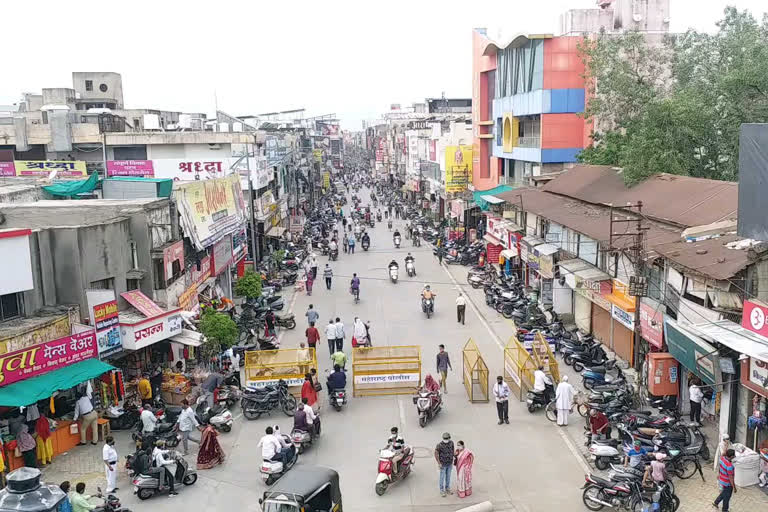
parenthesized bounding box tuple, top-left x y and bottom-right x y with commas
(234, 269, 262, 300)
(198, 308, 238, 361)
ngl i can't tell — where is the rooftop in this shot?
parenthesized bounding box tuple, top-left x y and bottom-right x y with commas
(0, 198, 168, 229)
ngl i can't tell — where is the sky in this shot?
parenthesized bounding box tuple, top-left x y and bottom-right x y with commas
(2, 0, 766, 129)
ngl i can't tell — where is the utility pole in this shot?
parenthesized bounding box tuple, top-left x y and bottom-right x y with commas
(246, 138, 259, 265)
(608, 201, 648, 370)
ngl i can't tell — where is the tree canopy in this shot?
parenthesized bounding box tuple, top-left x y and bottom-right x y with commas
(578, 7, 768, 185)
(234, 269, 262, 300)
(199, 308, 238, 361)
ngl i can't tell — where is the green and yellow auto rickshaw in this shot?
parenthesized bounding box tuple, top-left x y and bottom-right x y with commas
(259, 466, 342, 512)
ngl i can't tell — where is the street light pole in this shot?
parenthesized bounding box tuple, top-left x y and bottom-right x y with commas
(246, 138, 259, 265)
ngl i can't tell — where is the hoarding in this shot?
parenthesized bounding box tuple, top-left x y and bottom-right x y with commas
(14, 161, 87, 177)
(106, 160, 154, 177)
(445, 146, 472, 193)
(0, 332, 97, 387)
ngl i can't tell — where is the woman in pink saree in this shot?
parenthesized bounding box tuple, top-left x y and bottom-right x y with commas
(455, 440, 474, 498)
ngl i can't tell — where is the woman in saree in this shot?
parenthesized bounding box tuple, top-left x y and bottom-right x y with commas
(197, 424, 225, 469)
(301, 373, 318, 408)
(455, 440, 474, 498)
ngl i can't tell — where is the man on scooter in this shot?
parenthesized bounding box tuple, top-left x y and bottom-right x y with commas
(421, 285, 436, 311)
(259, 426, 292, 466)
(533, 365, 553, 402)
(152, 440, 178, 496)
(327, 364, 347, 393)
(361, 231, 371, 248)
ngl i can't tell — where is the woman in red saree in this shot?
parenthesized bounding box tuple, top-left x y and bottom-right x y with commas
(197, 425, 225, 469)
(301, 373, 318, 408)
(455, 440, 474, 498)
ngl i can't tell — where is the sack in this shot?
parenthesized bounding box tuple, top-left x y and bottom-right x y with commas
(314, 381, 322, 392)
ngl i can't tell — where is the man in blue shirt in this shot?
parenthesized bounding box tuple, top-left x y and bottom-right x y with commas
(624, 439, 648, 469)
(327, 364, 347, 392)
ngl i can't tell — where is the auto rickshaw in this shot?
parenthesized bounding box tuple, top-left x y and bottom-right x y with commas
(259, 466, 342, 512)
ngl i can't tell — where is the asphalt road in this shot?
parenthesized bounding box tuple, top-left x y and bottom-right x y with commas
(105, 187, 588, 512)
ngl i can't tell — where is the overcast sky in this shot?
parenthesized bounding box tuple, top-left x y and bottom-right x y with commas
(2, 0, 765, 129)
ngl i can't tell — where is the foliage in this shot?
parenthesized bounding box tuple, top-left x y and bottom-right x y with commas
(234, 269, 262, 299)
(199, 308, 238, 360)
(578, 7, 768, 185)
(271, 249, 286, 266)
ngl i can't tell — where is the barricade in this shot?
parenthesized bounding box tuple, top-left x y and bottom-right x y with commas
(502, 321, 536, 401)
(462, 338, 489, 402)
(531, 331, 560, 384)
(352, 345, 421, 397)
(244, 347, 317, 396)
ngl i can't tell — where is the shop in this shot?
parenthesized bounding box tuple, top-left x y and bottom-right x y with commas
(485, 214, 523, 274)
(557, 259, 612, 334)
(0, 331, 117, 471)
(604, 280, 637, 363)
(533, 243, 559, 308)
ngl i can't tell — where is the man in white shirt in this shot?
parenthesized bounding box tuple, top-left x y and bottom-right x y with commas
(493, 375, 511, 425)
(533, 365, 553, 402)
(175, 399, 201, 456)
(259, 426, 291, 465)
(689, 378, 704, 424)
(152, 442, 178, 495)
(334, 317, 345, 352)
(73, 394, 99, 446)
(456, 293, 467, 325)
(140, 405, 158, 434)
(325, 319, 337, 358)
(102, 436, 118, 493)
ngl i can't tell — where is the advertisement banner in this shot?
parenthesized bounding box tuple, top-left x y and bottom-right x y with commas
(175, 174, 246, 250)
(0, 162, 15, 177)
(119, 311, 183, 351)
(313, 150, 323, 162)
(445, 146, 473, 193)
(163, 241, 185, 282)
(0, 332, 96, 387)
(639, 301, 664, 349)
(212, 235, 233, 276)
(320, 124, 340, 136)
(93, 300, 122, 357)
(120, 290, 165, 317)
(106, 160, 154, 177)
(741, 299, 768, 337)
(152, 158, 231, 181)
(14, 161, 87, 177)
(429, 140, 437, 162)
(323, 172, 330, 189)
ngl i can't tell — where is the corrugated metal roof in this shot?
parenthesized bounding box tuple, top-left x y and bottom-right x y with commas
(652, 234, 753, 280)
(541, 165, 738, 228)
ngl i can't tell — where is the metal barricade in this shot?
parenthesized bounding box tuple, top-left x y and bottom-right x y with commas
(462, 338, 489, 402)
(244, 348, 317, 396)
(503, 321, 537, 401)
(352, 345, 421, 397)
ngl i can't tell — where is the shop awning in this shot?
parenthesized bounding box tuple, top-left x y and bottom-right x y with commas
(501, 248, 518, 259)
(170, 329, 203, 347)
(664, 318, 721, 387)
(483, 233, 503, 245)
(266, 226, 286, 238)
(479, 195, 505, 205)
(707, 290, 743, 311)
(0, 358, 115, 407)
(558, 259, 612, 283)
(522, 235, 545, 247)
(685, 320, 768, 363)
(534, 243, 559, 256)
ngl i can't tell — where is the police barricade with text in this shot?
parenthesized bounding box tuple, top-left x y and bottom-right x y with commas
(352, 346, 421, 397)
(503, 321, 537, 401)
(531, 331, 560, 384)
(462, 338, 489, 402)
(245, 347, 318, 396)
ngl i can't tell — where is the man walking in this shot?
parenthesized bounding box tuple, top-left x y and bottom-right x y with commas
(175, 399, 201, 456)
(555, 375, 575, 426)
(305, 304, 319, 326)
(456, 293, 466, 325)
(325, 319, 337, 358)
(348, 234, 356, 254)
(434, 432, 454, 497)
(713, 448, 737, 511)
(436, 344, 452, 393)
(323, 264, 333, 290)
(437, 245, 445, 265)
(310, 254, 319, 280)
(493, 376, 510, 425)
(334, 317, 345, 352)
(305, 321, 320, 352)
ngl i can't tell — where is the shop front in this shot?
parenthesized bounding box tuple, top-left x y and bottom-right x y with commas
(557, 259, 612, 334)
(604, 280, 637, 364)
(521, 236, 544, 298)
(485, 215, 522, 272)
(533, 243, 558, 308)
(0, 331, 117, 471)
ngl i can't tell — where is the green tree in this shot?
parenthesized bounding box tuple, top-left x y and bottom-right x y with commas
(271, 249, 286, 267)
(234, 269, 262, 300)
(198, 308, 238, 361)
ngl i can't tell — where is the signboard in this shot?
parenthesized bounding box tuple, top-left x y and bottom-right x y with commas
(323, 172, 331, 189)
(163, 241, 185, 282)
(612, 304, 635, 331)
(538, 255, 554, 279)
(320, 124, 340, 137)
(639, 301, 664, 349)
(353, 373, 420, 385)
(664, 318, 721, 387)
(106, 160, 154, 178)
(742, 299, 768, 338)
(211, 235, 233, 276)
(749, 358, 768, 390)
(120, 290, 165, 317)
(14, 161, 87, 177)
(313, 149, 323, 162)
(178, 284, 199, 311)
(246, 377, 305, 389)
(429, 140, 437, 162)
(119, 310, 183, 351)
(175, 174, 246, 250)
(575, 287, 612, 312)
(232, 228, 248, 263)
(93, 300, 122, 357)
(0, 332, 96, 387)
(187, 255, 212, 288)
(445, 145, 472, 193)
(0, 162, 15, 177)
(152, 158, 231, 181)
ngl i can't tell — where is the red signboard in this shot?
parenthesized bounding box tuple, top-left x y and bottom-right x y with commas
(120, 290, 165, 318)
(429, 140, 436, 162)
(0, 332, 97, 387)
(741, 299, 768, 337)
(639, 302, 664, 349)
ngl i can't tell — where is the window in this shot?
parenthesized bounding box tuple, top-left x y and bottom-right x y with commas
(496, 118, 503, 146)
(89, 277, 114, 290)
(0, 293, 21, 321)
(648, 263, 664, 301)
(153, 259, 166, 290)
(85, 80, 93, 92)
(127, 279, 140, 291)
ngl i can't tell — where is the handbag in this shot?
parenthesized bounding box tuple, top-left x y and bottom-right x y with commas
(314, 381, 322, 392)
(352, 336, 358, 348)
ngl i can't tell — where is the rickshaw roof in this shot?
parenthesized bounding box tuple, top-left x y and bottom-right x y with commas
(263, 466, 340, 503)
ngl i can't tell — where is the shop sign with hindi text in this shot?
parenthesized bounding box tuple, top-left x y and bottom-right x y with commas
(0, 332, 97, 387)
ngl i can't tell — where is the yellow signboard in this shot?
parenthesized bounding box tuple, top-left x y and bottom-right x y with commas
(175, 174, 246, 249)
(13, 161, 87, 177)
(313, 150, 323, 162)
(323, 172, 330, 189)
(445, 146, 472, 193)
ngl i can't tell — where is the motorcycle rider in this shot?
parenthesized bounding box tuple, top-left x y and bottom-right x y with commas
(387, 218, 393, 230)
(388, 260, 399, 275)
(327, 364, 347, 393)
(533, 365, 553, 402)
(361, 231, 371, 248)
(328, 238, 338, 259)
(295, 397, 318, 437)
(350, 273, 361, 301)
(342, 232, 349, 253)
(151, 440, 178, 496)
(421, 285, 436, 311)
(259, 425, 292, 466)
(404, 252, 415, 275)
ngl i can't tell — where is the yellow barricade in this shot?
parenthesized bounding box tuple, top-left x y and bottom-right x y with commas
(462, 338, 489, 402)
(532, 331, 560, 384)
(502, 321, 537, 401)
(352, 345, 421, 397)
(244, 348, 317, 395)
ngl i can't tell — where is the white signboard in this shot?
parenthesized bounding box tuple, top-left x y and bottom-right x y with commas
(612, 304, 635, 331)
(354, 373, 420, 385)
(152, 158, 235, 181)
(750, 358, 768, 389)
(246, 377, 305, 389)
(119, 310, 183, 350)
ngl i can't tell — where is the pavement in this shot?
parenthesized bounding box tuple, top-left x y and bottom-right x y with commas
(37, 186, 768, 512)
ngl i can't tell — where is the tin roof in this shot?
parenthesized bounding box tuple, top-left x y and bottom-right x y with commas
(541, 166, 738, 228)
(652, 233, 756, 280)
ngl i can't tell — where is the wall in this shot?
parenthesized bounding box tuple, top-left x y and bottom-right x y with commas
(146, 143, 233, 159)
(472, 28, 498, 192)
(72, 72, 124, 108)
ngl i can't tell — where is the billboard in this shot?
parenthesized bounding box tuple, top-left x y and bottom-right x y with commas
(13, 161, 87, 177)
(107, 160, 154, 178)
(445, 145, 473, 193)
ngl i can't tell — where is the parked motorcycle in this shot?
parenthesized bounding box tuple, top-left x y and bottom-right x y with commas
(375, 445, 414, 495)
(195, 395, 234, 433)
(275, 312, 296, 330)
(413, 389, 442, 427)
(133, 451, 197, 500)
(242, 380, 297, 420)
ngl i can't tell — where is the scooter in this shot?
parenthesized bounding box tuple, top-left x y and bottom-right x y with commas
(195, 395, 234, 433)
(260, 433, 299, 485)
(291, 416, 321, 454)
(526, 384, 554, 413)
(582, 361, 624, 390)
(375, 445, 414, 496)
(329, 248, 338, 261)
(362, 239, 370, 251)
(394, 235, 401, 248)
(132, 451, 198, 500)
(585, 428, 626, 470)
(405, 259, 416, 277)
(389, 265, 399, 283)
(329, 388, 347, 411)
(413, 389, 442, 427)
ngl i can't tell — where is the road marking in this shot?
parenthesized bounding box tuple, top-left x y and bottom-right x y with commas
(557, 427, 591, 473)
(232, 412, 243, 422)
(278, 288, 300, 345)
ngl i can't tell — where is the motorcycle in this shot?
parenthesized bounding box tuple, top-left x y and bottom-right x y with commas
(413, 389, 442, 427)
(362, 239, 370, 251)
(376, 212, 382, 222)
(132, 451, 198, 500)
(242, 380, 297, 420)
(422, 297, 434, 319)
(329, 248, 338, 261)
(389, 265, 399, 284)
(394, 235, 401, 248)
(195, 395, 234, 433)
(375, 445, 414, 495)
(104, 403, 141, 431)
(131, 414, 179, 449)
(525, 384, 554, 414)
(275, 312, 296, 330)
(405, 259, 415, 277)
(582, 360, 625, 390)
(260, 434, 299, 485)
(586, 429, 626, 471)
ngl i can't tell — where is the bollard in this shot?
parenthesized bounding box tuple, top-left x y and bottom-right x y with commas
(454, 501, 493, 512)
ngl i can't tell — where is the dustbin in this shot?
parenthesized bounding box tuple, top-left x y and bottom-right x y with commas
(733, 451, 761, 487)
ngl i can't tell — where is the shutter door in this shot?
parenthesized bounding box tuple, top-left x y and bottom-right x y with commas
(591, 306, 611, 348)
(612, 320, 634, 362)
(574, 293, 592, 333)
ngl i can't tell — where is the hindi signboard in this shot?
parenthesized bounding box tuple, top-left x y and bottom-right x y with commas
(0, 332, 97, 387)
(106, 160, 155, 178)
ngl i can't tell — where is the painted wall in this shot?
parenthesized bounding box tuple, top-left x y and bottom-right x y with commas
(147, 143, 233, 159)
(472, 28, 498, 192)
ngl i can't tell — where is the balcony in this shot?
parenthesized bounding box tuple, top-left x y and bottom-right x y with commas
(517, 136, 540, 148)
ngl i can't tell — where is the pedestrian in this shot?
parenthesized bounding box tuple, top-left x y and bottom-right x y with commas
(102, 435, 118, 492)
(297, 342, 311, 375)
(35, 414, 53, 465)
(342, 217, 347, 229)
(17, 425, 36, 468)
(352, 317, 367, 347)
(138, 373, 152, 407)
(454, 440, 474, 498)
(343, 233, 349, 253)
(175, 399, 201, 456)
(334, 317, 345, 352)
(325, 319, 337, 358)
(71, 482, 100, 511)
(436, 344, 452, 393)
(437, 245, 445, 265)
(324, 264, 333, 289)
(714, 433, 731, 472)
(197, 424, 225, 470)
(492, 375, 510, 424)
(301, 373, 318, 409)
(58, 482, 73, 512)
(305, 304, 319, 326)
(689, 377, 704, 424)
(306, 273, 314, 296)
(589, 408, 611, 439)
(73, 392, 99, 446)
(713, 448, 736, 511)
(456, 293, 466, 325)
(435, 432, 454, 497)
(311, 254, 319, 280)
(555, 375, 575, 426)
(348, 234, 356, 254)
(305, 321, 320, 352)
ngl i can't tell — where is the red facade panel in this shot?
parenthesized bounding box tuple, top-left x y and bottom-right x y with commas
(543, 37, 585, 90)
(541, 114, 586, 149)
